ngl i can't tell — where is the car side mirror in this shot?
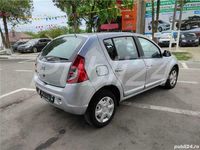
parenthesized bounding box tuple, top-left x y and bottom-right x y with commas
(163, 50, 171, 57)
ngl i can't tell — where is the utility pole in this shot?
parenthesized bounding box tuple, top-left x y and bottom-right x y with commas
(136, 0, 146, 34)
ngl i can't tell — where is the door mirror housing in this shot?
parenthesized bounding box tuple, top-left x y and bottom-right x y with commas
(163, 50, 171, 57)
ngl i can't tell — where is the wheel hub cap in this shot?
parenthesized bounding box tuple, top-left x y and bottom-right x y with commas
(170, 70, 177, 86)
(95, 96, 114, 123)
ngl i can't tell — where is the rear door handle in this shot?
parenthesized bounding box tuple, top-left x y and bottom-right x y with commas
(115, 68, 123, 72)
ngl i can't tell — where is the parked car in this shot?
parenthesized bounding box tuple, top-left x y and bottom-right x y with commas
(148, 20, 170, 32)
(176, 15, 200, 30)
(158, 32, 176, 47)
(34, 33, 179, 127)
(12, 40, 28, 52)
(179, 32, 199, 47)
(17, 38, 51, 53)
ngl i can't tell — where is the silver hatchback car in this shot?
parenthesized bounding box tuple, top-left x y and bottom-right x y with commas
(34, 32, 179, 127)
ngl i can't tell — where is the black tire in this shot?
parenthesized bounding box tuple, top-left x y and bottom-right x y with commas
(186, 24, 191, 30)
(158, 27, 162, 32)
(84, 89, 117, 128)
(33, 47, 38, 53)
(164, 67, 178, 89)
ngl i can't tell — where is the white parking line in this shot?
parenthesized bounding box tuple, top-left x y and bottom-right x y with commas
(18, 59, 33, 64)
(178, 81, 199, 84)
(0, 88, 35, 99)
(180, 68, 200, 71)
(123, 102, 200, 118)
(15, 70, 33, 72)
(181, 62, 189, 69)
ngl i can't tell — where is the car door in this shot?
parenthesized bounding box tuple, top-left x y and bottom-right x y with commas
(137, 37, 166, 88)
(103, 36, 146, 96)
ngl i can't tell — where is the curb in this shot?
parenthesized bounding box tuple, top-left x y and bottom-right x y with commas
(0, 56, 10, 59)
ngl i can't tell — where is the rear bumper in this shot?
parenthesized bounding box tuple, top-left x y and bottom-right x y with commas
(34, 74, 96, 115)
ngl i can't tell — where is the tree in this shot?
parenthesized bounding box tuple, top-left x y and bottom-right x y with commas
(53, 0, 81, 33)
(78, 0, 120, 32)
(155, 0, 160, 32)
(0, 0, 33, 48)
(53, 0, 134, 33)
(0, 25, 6, 47)
(151, 0, 155, 41)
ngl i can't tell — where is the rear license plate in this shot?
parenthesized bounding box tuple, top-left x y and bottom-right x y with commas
(39, 89, 55, 103)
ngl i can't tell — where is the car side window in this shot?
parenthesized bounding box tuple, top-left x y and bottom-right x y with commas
(138, 37, 161, 58)
(104, 39, 117, 60)
(113, 37, 138, 60)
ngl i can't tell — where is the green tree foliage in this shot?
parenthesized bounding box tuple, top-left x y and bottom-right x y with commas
(53, 0, 81, 33)
(53, 0, 134, 33)
(0, 0, 33, 48)
(26, 27, 85, 39)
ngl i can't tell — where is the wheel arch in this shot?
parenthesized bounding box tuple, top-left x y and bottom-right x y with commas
(173, 64, 179, 74)
(88, 85, 121, 108)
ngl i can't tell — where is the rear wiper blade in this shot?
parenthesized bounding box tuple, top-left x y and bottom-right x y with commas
(44, 56, 68, 61)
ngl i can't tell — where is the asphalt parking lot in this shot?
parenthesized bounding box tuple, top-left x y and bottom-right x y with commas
(0, 59, 200, 150)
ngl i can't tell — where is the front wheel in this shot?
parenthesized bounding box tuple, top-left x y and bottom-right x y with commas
(33, 47, 38, 53)
(164, 67, 178, 89)
(85, 90, 116, 128)
(186, 24, 191, 30)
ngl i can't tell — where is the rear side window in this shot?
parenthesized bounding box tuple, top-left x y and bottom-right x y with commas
(41, 36, 85, 60)
(104, 37, 138, 61)
(113, 37, 138, 60)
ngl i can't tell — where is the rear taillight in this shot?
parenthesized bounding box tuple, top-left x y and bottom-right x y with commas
(67, 55, 88, 83)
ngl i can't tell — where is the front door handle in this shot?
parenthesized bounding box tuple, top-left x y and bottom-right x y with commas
(115, 68, 123, 72)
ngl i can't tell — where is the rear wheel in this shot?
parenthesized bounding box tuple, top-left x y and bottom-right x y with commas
(148, 26, 151, 30)
(85, 90, 116, 128)
(164, 67, 178, 89)
(158, 27, 162, 32)
(33, 47, 38, 53)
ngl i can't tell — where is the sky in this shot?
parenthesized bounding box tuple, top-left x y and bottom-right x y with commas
(0, 0, 71, 32)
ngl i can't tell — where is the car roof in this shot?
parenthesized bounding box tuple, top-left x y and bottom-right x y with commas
(57, 32, 146, 40)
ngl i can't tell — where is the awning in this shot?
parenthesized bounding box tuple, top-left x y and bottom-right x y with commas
(100, 24, 119, 30)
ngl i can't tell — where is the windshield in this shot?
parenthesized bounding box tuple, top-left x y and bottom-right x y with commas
(26, 39, 38, 45)
(41, 36, 86, 61)
(158, 20, 164, 23)
(182, 33, 196, 38)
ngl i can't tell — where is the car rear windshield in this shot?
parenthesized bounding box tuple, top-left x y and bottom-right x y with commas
(41, 36, 85, 61)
